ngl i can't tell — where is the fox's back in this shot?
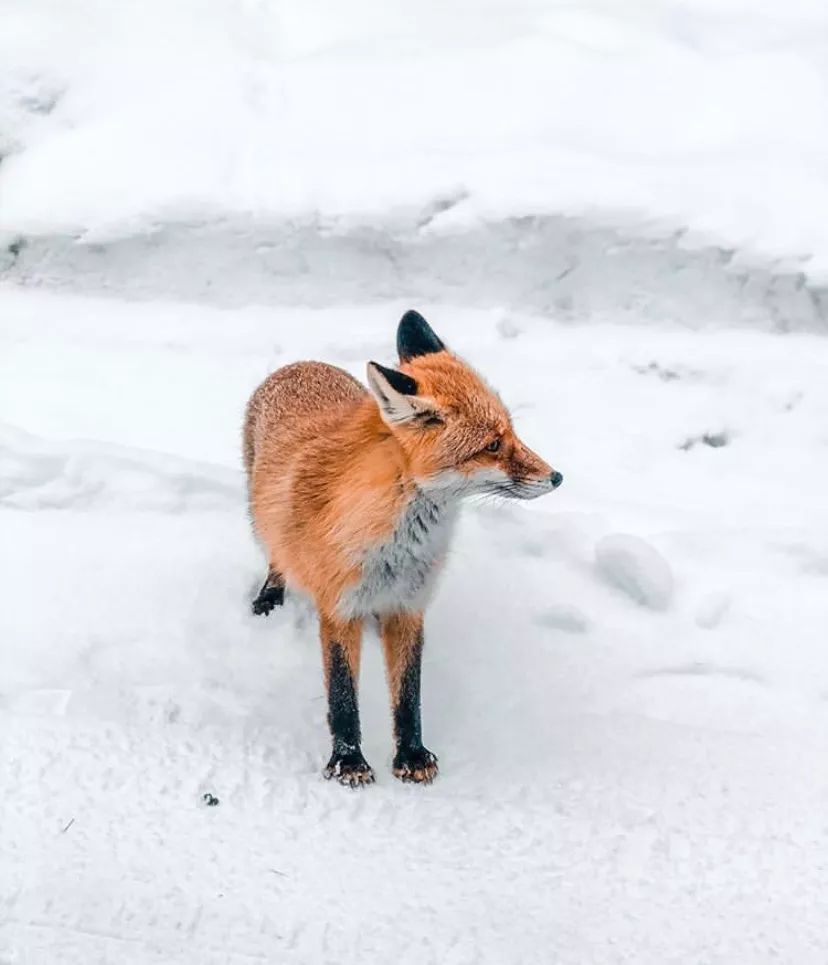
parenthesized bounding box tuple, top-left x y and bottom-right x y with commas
(243, 361, 366, 475)
(244, 360, 394, 610)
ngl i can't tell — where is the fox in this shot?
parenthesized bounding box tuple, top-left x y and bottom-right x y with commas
(243, 310, 562, 787)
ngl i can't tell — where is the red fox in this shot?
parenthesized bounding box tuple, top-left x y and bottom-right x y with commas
(243, 310, 562, 786)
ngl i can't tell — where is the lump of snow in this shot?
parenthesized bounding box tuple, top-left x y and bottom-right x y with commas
(496, 317, 522, 339)
(595, 534, 674, 611)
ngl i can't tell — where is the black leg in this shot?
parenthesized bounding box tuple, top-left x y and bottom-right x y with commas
(381, 613, 438, 784)
(320, 617, 374, 787)
(252, 568, 285, 615)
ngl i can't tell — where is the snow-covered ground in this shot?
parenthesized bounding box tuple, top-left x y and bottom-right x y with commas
(3, 287, 828, 962)
(3, 0, 828, 960)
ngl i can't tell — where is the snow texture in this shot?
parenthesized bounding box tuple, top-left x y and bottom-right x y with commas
(3, 0, 828, 328)
(4, 216, 828, 333)
(595, 534, 675, 611)
(3, 289, 828, 963)
(3, 1, 828, 961)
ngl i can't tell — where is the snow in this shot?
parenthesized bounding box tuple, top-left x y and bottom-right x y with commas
(3, 286, 828, 962)
(3, 0, 828, 280)
(595, 534, 675, 610)
(3, 1, 828, 958)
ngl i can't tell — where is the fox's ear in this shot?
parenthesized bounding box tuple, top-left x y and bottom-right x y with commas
(397, 310, 445, 362)
(367, 361, 439, 426)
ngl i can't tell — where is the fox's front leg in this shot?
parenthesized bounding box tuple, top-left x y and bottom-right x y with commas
(319, 614, 374, 787)
(381, 612, 438, 784)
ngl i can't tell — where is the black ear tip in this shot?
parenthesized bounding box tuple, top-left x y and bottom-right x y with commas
(370, 360, 418, 397)
(397, 309, 445, 361)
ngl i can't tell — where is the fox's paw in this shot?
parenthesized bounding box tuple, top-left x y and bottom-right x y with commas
(324, 750, 375, 788)
(393, 746, 439, 785)
(251, 584, 284, 616)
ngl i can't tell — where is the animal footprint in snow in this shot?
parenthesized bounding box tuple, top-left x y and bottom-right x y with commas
(535, 605, 590, 634)
(694, 592, 731, 629)
(595, 534, 674, 611)
(496, 317, 522, 339)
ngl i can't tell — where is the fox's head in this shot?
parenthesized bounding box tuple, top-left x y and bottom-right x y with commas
(367, 310, 562, 500)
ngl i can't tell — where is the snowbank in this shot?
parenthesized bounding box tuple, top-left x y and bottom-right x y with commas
(3, 213, 827, 331)
(3, 0, 828, 286)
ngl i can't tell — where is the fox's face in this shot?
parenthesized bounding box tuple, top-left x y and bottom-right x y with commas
(367, 311, 563, 500)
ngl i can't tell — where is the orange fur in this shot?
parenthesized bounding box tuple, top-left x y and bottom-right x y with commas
(320, 614, 362, 684)
(380, 611, 423, 705)
(245, 354, 554, 615)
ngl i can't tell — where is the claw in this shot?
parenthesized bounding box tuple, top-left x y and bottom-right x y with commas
(324, 752, 375, 788)
(393, 747, 439, 785)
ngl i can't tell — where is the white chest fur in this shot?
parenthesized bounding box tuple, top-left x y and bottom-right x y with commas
(338, 487, 458, 618)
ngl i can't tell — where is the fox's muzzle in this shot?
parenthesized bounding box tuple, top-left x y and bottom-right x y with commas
(503, 469, 563, 500)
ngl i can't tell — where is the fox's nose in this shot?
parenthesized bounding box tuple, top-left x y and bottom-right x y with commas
(550, 471, 564, 489)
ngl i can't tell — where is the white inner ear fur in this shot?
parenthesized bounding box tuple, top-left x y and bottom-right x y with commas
(366, 362, 437, 426)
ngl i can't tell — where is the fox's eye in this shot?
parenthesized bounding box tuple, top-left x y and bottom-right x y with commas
(485, 439, 501, 453)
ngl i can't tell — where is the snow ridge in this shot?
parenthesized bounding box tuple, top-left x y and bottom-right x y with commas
(3, 214, 827, 332)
